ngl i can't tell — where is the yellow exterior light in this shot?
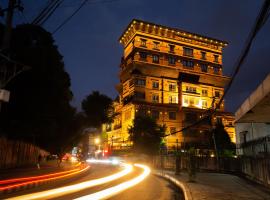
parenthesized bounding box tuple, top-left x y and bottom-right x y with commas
(95, 138, 100, 144)
(133, 21, 136, 24)
(140, 22, 143, 25)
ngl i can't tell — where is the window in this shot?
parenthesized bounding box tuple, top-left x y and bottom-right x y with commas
(186, 86, 196, 93)
(182, 60, 194, 68)
(134, 92, 145, 99)
(168, 56, 176, 65)
(183, 47, 193, 57)
(153, 41, 159, 50)
(151, 110, 159, 119)
(201, 52, 206, 60)
(169, 96, 177, 104)
(170, 127, 176, 134)
(200, 64, 208, 72)
(169, 112, 176, 120)
(214, 55, 219, 62)
(189, 98, 195, 105)
(215, 91, 220, 98)
(139, 52, 147, 60)
(152, 81, 159, 89)
(135, 79, 146, 86)
(213, 66, 219, 74)
(152, 94, 159, 103)
(169, 44, 175, 53)
(202, 100, 207, 108)
(152, 55, 159, 63)
(202, 89, 208, 97)
(140, 39, 146, 47)
(184, 97, 188, 104)
(169, 83, 176, 91)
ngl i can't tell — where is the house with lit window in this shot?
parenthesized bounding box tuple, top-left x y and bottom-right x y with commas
(104, 19, 235, 151)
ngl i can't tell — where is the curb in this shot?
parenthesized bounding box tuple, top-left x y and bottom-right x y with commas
(154, 171, 192, 200)
(0, 164, 90, 195)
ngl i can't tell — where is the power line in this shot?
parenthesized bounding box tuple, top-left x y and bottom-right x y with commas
(52, 0, 121, 34)
(165, 0, 270, 138)
(52, 0, 88, 34)
(32, 0, 63, 26)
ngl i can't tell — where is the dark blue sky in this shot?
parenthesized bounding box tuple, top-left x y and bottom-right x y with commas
(3, 0, 270, 112)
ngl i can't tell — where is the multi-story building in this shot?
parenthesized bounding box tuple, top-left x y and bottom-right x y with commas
(105, 19, 235, 151)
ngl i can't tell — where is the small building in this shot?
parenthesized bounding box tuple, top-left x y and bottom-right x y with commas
(235, 73, 270, 156)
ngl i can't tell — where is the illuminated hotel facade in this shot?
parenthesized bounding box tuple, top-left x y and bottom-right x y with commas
(104, 19, 235, 151)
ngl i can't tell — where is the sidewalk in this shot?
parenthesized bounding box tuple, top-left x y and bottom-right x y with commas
(156, 170, 270, 200)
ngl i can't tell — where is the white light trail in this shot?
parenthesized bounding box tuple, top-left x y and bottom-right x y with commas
(8, 163, 132, 200)
(75, 164, 151, 200)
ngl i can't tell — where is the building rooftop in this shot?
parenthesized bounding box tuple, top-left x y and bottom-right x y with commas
(119, 19, 228, 47)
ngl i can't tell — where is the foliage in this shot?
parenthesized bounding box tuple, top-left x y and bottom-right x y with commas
(81, 91, 113, 128)
(213, 121, 236, 156)
(128, 115, 165, 155)
(0, 24, 80, 156)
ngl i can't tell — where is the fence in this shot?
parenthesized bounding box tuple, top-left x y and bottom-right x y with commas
(0, 136, 47, 169)
(153, 154, 241, 173)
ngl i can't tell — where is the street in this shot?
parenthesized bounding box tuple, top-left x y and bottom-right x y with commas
(3, 163, 183, 200)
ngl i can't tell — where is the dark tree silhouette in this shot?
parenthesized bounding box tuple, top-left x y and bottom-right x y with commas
(128, 115, 165, 155)
(0, 24, 78, 156)
(81, 91, 113, 128)
(213, 121, 235, 156)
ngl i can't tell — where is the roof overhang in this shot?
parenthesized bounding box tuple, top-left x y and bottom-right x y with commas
(235, 74, 270, 123)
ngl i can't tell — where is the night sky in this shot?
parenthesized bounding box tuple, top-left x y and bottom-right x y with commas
(2, 0, 270, 112)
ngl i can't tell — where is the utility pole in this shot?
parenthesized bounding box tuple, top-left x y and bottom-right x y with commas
(0, 0, 24, 111)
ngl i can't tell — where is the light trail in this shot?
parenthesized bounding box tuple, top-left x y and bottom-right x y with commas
(0, 163, 82, 185)
(2, 165, 89, 192)
(7, 163, 132, 200)
(75, 163, 151, 200)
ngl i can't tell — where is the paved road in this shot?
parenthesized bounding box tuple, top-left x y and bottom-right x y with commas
(4, 163, 183, 200)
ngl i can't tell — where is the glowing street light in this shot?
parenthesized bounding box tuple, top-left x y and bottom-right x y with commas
(95, 138, 100, 144)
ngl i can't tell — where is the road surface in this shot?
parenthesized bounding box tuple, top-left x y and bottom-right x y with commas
(3, 163, 183, 200)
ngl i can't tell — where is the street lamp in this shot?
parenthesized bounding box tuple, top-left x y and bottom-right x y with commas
(95, 138, 100, 145)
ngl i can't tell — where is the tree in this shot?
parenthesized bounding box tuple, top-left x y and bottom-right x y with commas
(81, 91, 113, 128)
(128, 115, 165, 155)
(0, 24, 78, 156)
(212, 121, 235, 157)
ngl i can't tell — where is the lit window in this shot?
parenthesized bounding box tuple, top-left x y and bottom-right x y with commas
(139, 52, 147, 60)
(184, 98, 188, 104)
(169, 44, 175, 53)
(189, 98, 194, 105)
(169, 83, 176, 91)
(168, 56, 176, 65)
(152, 94, 159, 103)
(169, 112, 176, 120)
(153, 41, 159, 50)
(214, 55, 219, 62)
(200, 64, 208, 72)
(169, 96, 177, 104)
(135, 79, 146, 86)
(183, 47, 193, 57)
(202, 89, 208, 97)
(201, 52, 206, 60)
(140, 39, 146, 47)
(182, 60, 194, 68)
(152, 81, 159, 89)
(186, 86, 196, 93)
(152, 55, 159, 63)
(202, 100, 207, 108)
